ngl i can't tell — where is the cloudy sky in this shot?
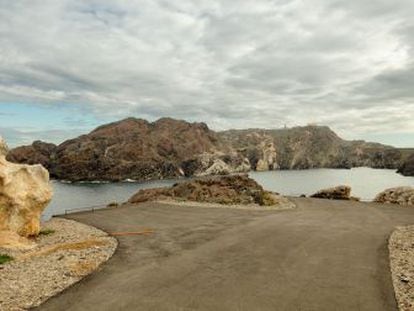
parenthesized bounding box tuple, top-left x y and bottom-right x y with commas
(0, 0, 413, 147)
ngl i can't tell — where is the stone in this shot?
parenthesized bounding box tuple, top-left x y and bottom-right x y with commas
(310, 185, 352, 200)
(0, 137, 53, 239)
(256, 141, 278, 171)
(0, 137, 8, 156)
(129, 174, 281, 206)
(374, 187, 414, 206)
(398, 154, 414, 177)
(183, 152, 251, 177)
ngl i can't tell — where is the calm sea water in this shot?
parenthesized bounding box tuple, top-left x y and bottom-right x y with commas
(44, 168, 414, 220)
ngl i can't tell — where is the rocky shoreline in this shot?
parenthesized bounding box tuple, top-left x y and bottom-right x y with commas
(7, 117, 412, 182)
(0, 218, 117, 311)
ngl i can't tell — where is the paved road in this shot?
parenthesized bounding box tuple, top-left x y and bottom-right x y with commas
(37, 198, 414, 311)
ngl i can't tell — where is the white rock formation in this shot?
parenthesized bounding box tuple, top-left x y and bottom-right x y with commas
(0, 137, 53, 241)
(256, 141, 278, 171)
(194, 152, 251, 176)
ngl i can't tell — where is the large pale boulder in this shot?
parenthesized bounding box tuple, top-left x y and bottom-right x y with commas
(374, 187, 414, 206)
(0, 137, 52, 239)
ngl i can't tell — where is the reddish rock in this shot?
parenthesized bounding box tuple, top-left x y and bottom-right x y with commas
(6, 141, 56, 171)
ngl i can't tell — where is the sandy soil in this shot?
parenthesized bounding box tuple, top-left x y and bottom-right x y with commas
(0, 218, 117, 311)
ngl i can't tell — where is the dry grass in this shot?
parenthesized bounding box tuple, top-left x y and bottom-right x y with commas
(69, 261, 99, 277)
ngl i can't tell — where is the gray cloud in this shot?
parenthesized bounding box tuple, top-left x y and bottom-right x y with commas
(0, 0, 413, 144)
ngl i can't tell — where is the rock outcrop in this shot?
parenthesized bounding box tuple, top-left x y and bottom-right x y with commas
(0, 137, 52, 242)
(7, 118, 406, 182)
(10, 117, 247, 182)
(6, 140, 56, 171)
(181, 152, 250, 177)
(398, 154, 414, 177)
(310, 185, 356, 200)
(374, 187, 414, 205)
(129, 174, 283, 206)
(220, 126, 402, 171)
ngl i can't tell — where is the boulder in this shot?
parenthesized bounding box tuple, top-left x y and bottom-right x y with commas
(374, 187, 414, 206)
(129, 174, 282, 206)
(0, 137, 53, 240)
(310, 185, 353, 200)
(397, 154, 414, 177)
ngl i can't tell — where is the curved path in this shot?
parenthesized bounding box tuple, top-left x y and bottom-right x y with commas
(37, 198, 414, 311)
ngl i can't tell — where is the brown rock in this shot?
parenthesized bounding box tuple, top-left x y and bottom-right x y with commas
(51, 117, 230, 181)
(398, 153, 414, 177)
(310, 185, 352, 200)
(129, 174, 280, 206)
(6, 140, 56, 171)
(374, 187, 414, 205)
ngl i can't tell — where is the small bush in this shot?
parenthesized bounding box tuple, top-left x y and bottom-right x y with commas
(253, 191, 277, 206)
(39, 229, 55, 236)
(0, 254, 13, 264)
(107, 202, 119, 208)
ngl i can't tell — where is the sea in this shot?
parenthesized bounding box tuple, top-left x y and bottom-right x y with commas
(43, 167, 414, 220)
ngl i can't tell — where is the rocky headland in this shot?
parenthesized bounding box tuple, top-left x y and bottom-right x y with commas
(6, 117, 410, 182)
(398, 153, 414, 177)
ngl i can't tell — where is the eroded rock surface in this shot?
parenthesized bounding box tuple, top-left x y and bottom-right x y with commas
(6, 140, 56, 171)
(0, 137, 52, 240)
(129, 174, 284, 206)
(374, 187, 414, 205)
(398, 154, 414, 177)
(181, 152, 250, 177)
(7, 118, 404, 182)
(310, 185, 356, 200)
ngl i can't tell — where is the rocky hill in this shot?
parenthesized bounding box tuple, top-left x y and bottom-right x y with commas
(6, 118, 408, 181)
(7, 118, 249, 181)
(219, 126, 402, 171)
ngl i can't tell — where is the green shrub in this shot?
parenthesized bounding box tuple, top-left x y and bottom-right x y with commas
(39, 229, 55, 235)
(0, 254, 13, 264)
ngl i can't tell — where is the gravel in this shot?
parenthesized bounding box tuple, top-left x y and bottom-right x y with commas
(153, 194, 296, 210)
(0, 218, 117, 311)
(389, 225, 414, 311)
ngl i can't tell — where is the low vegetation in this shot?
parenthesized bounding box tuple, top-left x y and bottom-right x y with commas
(39, 229, 56, 236)
(0, 254, 13, 264)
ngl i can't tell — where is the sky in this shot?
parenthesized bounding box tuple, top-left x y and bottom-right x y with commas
(0, 0, 413, 147)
